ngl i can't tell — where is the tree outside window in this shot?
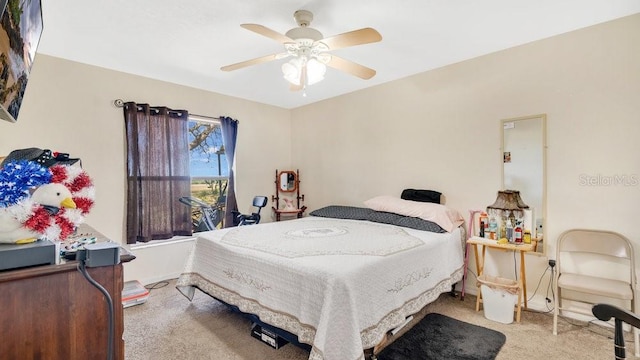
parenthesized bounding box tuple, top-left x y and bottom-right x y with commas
(187, 119, 228, 230)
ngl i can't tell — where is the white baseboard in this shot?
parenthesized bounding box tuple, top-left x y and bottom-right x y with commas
(123, 238, 195, 285)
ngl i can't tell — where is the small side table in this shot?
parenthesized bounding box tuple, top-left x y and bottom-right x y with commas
(272, 206, 307, 221)
(466, 236, 536, 322)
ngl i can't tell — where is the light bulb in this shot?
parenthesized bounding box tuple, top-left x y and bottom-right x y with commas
(281, 58, 302, 85)
(306, 58, 326, 85)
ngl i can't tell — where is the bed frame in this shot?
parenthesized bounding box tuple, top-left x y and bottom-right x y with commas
(196, 282, 459, 359)
(178, 212, 466, 360)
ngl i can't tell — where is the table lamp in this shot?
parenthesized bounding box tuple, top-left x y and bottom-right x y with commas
(487, 190, 529, 240)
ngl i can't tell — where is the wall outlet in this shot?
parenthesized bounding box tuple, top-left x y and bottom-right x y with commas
(536, 219, 543, 236)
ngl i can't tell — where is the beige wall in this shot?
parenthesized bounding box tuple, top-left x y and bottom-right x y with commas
(291, 14, 640, 302)
(0, 56, 292, 283)
(0, 55, 292, 241)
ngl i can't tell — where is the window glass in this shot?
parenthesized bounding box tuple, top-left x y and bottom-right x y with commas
(187, 119, 228, 230)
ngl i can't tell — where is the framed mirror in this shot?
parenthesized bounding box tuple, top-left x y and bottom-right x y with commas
(501, 114, 547, 253)
(278, 170, 297, 192)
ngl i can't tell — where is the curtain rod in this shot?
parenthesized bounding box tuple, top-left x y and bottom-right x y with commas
(113, 99, 221, 121)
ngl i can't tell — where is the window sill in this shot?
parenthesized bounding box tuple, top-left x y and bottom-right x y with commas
(129, 235, 196, 250)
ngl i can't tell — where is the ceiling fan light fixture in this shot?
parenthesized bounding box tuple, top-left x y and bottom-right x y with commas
(281, 57, 326, 86)
(306, 58, 326, 85)
(282, 57, 303, 85)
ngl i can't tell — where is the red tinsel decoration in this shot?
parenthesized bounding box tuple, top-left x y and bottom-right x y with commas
(55, 209, 76, 240)
(49, 165, 68, 184)
(73, 197, 95, 215)
(23, 207, 52, 233)
(68, 173, 93, 193)
(7, 164, 96, 242)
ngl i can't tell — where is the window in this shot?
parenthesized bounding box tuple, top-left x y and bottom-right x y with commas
(187, 118, 229, 230)
(123, 102, 239, 243)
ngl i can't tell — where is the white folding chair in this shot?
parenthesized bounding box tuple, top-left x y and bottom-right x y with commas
(553, 229, 638, 357)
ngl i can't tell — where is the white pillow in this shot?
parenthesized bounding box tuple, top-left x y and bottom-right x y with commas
(364, 195, 464, 233)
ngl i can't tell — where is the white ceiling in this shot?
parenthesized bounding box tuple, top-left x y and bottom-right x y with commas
(37, 0, 640, 109)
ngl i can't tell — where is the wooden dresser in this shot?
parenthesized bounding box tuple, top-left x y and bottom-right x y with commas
(0, 228, 134, 360)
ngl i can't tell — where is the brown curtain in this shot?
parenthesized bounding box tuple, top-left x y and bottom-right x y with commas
(220, 116, 239, 227)
(124, 102, 192, 243)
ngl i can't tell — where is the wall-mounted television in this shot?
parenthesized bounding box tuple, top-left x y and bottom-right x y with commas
(0, 0, 43, 123)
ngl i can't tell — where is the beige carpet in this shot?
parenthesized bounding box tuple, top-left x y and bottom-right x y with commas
(124, 279, 637, 360)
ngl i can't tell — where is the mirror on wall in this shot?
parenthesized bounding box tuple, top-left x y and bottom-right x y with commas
(501, 114, 547, 253)
(278, 171, 297, 192)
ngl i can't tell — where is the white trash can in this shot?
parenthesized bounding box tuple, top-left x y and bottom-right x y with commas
(477, 274, 519, 324)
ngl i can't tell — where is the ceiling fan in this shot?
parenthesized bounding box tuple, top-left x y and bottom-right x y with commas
(220, 10, 382, 91)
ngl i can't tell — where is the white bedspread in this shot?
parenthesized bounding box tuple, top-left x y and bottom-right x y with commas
(177, 217, 464, 360)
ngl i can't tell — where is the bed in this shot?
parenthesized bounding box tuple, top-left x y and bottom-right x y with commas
(177, 198, 465, 360)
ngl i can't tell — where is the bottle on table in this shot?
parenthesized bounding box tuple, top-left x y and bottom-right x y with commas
(514, 221, 523, 244)
(479, 212, 488, 237)
(489, 216, 498, 240)
(506, 217, 513, 243)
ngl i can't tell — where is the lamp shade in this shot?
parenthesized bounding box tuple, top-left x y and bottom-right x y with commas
(512, 190, 529, 209)
(487, 190, 529, 211)
(281, 57, 326, 86)
(306, 58, 326, 85)
(282, 57, 303, 85)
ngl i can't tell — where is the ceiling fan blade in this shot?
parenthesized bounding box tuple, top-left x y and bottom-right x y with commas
(241, 24, 293, 44)
(320, 28, 382, 50)
(221, 53, 287, 72)
(326, 55, 376, 80)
